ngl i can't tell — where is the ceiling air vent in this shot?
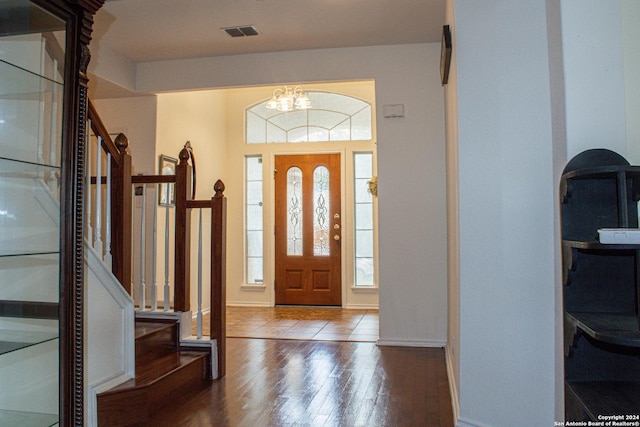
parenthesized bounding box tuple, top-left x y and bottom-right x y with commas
(223, 25, 259, 38)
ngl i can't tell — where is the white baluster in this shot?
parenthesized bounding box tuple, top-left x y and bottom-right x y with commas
(151, 184, 158, 311)
(164, 183, 171, 311)
(197, 208, 203, 339)
(94, 138, 103, 258)
(131, 186, 135, 293)
(139, 184, 146, 311)
(86, 122, 92, 241)
(104, 153, 112, 267)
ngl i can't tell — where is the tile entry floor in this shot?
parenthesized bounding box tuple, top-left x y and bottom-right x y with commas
(197, 306, 379, 342)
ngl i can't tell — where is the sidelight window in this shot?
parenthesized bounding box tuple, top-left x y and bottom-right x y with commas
(354, 153, 375, 286)
(245, 156, 263, 284)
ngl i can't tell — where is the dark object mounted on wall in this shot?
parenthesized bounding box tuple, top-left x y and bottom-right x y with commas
(440, 25, 452, 85)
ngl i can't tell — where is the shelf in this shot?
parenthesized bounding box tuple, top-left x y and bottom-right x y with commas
(566, 380, 640, 421)
(0, 409, 57, 427)
(0, 300, 58, 319)
(0, 156, 60, 173)
(0, 330, 57, 356)
(563, 240, 640, 251)
(0, 59, 63, 98)
(0, 250, 58, 258)
(566, 312, 640, 348)
(561, 165, 640, 182)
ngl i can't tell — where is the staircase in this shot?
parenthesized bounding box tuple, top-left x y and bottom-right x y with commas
(96, 318, 211, 426)
(86, 100, 226, 426)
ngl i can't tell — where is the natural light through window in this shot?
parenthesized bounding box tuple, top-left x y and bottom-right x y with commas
(246, 156, 263, 284)
(286, 167, 303, 256)
(354, 153, 375, 287)
(246, 92, 372, 144)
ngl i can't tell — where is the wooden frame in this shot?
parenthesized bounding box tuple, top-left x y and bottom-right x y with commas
(440, 25, 452, 85)
(159, 154, 177, 206)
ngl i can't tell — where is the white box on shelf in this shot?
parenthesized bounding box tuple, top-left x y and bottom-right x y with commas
(597, 228, 640, 244)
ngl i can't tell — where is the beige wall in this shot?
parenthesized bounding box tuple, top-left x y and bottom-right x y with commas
(155, 91, 228, 312)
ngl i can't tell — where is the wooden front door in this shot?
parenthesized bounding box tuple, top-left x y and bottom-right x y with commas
(275, 154, 342, 305)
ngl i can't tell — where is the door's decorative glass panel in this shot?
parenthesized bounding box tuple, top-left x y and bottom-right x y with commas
(354, 153, 375, 286)
(246, 91, 373, 144)
(245, 156, 263, 283)
(313, 166, 330, 256)
(287, 167, 303, 255)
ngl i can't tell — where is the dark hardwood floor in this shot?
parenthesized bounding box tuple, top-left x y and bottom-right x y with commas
(142, 338, 454, 427)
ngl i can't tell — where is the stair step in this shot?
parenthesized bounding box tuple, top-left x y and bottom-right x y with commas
(135, 321, 178, 365)
(97, 351, 209, 426)
(97, 318, 212, 426)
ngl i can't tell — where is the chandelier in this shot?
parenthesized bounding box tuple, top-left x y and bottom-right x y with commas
(265, 86, 311, 112)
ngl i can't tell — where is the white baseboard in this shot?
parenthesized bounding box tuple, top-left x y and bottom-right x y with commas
(344, 303, 379, 309)
(376, 338, 446, 348)
(456, 417, 493, 427)
(227, 301, 273, 307)
(445, 345, 461, 425)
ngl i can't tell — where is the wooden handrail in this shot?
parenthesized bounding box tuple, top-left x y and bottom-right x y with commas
(88, 100, 133, 292)
(88, 99, 124, 166)
(88, 102, 226, 377)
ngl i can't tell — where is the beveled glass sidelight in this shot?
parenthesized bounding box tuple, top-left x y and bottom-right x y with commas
(287, 167, 303, 256)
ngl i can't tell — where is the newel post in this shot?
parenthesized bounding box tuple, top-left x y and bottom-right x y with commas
(174, 147, 193, 312)
(211, 179, 227, 378)
(110, 133, 132, 293)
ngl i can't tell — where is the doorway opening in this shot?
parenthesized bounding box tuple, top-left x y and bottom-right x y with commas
(238, 81, 379, 307)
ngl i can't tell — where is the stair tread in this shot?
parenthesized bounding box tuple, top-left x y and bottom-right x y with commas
(134, 321, 175, 340)
(103, 351, 207, 394)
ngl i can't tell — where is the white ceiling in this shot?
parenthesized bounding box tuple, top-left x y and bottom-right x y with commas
(90, 0, 445, 96)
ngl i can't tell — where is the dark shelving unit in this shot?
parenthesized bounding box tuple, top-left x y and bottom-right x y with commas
(561, 149, 640, 421)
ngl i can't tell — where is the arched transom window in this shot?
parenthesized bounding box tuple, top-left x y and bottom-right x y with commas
(246, 91, 372, 144)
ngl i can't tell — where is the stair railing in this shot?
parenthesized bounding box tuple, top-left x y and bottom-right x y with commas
(86, 102, 227, 376)
(87, 100, 133, 292)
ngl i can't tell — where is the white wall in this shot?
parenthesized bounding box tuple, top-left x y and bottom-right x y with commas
(444, 0, 461, 418)
(95, 44, 449, 346)
(622, 0, 640, 163)
(561, 0, 627, 158)
(454, 1, 558, 426)
(92, 96, 158, 174)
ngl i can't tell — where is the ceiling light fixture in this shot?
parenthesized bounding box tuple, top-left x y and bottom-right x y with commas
(265, 86, 311, 112)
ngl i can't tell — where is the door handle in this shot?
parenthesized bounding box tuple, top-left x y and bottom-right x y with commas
(334, 234, 340, 241)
